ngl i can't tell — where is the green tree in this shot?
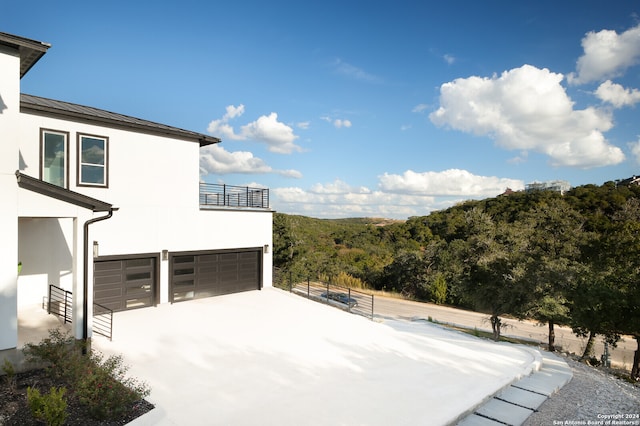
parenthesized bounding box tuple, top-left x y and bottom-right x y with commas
(520, 198, 583, 352)
(458, 208, 530, 340)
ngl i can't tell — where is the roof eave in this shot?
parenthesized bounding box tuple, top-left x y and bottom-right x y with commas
(0, 32, 51, 78)
(20, 96, 221, 147)
(16, 171, 113, 212)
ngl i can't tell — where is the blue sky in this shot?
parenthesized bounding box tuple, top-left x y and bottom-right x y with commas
(4, 1, 640, 219)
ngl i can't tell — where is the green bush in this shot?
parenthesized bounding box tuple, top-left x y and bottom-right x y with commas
(26, 386, 68, 426)
(1, 358, 17, 393)
(22, 328, 86, 381)
(23, 329, 150, 422)
(75, 352, 150, 420)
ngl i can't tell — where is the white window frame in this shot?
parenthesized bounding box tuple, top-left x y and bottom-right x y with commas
(77, 133, 109, 187)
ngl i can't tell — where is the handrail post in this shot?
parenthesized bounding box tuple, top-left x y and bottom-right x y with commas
(307, 277, 310, 298)
(47, 284, 51, 314)
(348, 288, 351, 313)
(64, 289, 69, 324)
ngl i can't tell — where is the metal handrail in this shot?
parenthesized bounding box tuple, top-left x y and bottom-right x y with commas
(48, 284, 72, 324)
(274, 272, 375, 321)
(93, 302, 113, 341)
(47, 284, 113, 340)
(200, 182, 269, 209)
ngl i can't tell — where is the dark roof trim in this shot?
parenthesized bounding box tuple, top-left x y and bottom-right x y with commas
(0, 32, 50, 78)
(20, 94, 221, 147)
(16, 171, 114, 212)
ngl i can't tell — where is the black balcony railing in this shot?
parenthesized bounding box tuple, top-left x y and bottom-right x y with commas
(200, 183, 269, 209)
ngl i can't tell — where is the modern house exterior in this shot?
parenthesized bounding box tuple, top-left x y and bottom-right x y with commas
(0, 32, 273, 352)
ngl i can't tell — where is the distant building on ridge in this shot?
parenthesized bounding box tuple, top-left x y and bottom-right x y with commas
(525, 180, 571, 195)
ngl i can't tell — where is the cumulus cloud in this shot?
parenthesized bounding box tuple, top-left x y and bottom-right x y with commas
(378, 169, 524, 197)
(568, 24, 640, 85)
(429, 64, 624, 168)
(207, 104, 246, 140)
(595, 80, 640, 108)
(207, 105, 302, 154)
(273, 181, 436, 219)
(270, 169, 524, 219)
(334, 119, 352, 128)
(240, 112, 302, 154)
(200, 145, 302, 178)
(629, 139, 640, 164)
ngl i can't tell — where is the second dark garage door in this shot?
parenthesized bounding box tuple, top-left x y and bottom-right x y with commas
(170, 249, 261, 302)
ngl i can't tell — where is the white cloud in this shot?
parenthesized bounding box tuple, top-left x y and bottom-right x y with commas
(207, 104, 246, 140)
(629, 139, 640, 164)
(444, 54, 456, 65)
(595, 80, 640, 108)
(273, 182, 436, 219)
(241, 112, 302, 154)
(200, 145, 302, 178)
(207, 105, 302, 154)
(271, 170, 524, 219)
(568, 24, 640, 85)
(412, 104, 429, 113)
(334, 119, 352, 128)
(378, 169, 524, 197)
(429, 64, 624, 168)
(297, 121, 310, 129)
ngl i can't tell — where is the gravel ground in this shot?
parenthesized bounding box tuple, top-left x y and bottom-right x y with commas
(524, 356, 640, 425)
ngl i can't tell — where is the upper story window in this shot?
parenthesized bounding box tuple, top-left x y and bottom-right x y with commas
(40, 129, 69, 188)
(78, 133, 108, 187)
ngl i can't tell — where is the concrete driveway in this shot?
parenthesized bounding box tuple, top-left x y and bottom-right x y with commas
(92, 288, 542, 426)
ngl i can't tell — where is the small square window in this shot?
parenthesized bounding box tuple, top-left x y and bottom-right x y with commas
(40, 129, 69, 188)
(78, 134, 109, 187)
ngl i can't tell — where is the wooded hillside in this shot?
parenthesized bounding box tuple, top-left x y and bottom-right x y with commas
(273, 181, 640, 379)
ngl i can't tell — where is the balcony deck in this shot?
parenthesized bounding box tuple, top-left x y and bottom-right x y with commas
(199, 182, 270, 210)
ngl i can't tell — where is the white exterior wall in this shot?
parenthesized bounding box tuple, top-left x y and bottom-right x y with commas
(17, 111, 273, 309)
(0, 44, 21, 350)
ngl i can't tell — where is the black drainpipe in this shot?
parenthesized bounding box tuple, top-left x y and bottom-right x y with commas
(82, 208, 115, 347)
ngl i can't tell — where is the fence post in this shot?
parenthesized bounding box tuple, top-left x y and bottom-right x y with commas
(348, 288, 351, 313)
(289, 271, 293, 292)
(371, 294, 374, 320)
(307, 277, 310, 298)
(326, 281, 330, 304)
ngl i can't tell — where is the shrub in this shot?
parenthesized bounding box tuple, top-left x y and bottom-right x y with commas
(75, 352, 150, 420)
(22, 328, 86, 381)
(26, 386, 68, 426)
(430, 273, 447, 305)
(1, 358, 17, 393)
(23, 329, 151, 422)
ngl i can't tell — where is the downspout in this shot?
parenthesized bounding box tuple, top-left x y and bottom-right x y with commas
(82, 208, 115, 345)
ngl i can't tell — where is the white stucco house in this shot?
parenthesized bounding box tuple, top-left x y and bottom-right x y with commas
(0, 32, 273, 351)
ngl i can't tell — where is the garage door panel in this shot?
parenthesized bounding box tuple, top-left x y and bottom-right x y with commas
(171, 250, 260, 302)
(94, 256, 156, 312)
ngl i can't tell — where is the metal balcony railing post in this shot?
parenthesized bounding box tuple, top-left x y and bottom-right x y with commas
(348, 288, 351, 313)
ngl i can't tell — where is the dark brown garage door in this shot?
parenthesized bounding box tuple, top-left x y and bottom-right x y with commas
(170, 249, 261, 302)
(94, 256, 157, 312)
